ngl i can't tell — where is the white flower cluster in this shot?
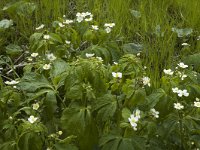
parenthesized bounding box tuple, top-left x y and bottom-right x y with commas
(112, 72, 122, 78)
(142, 77, 151, 87)
(104, 23, 115, 33)
(174, 102, 184, 110)
(150, 108, 159, 118)
(163, 69, 174, 75)
(76, 12, 93, 22)
(128, 109, 141, 130)
(172, 87, 189, 97)
(194, 98, 200, 108)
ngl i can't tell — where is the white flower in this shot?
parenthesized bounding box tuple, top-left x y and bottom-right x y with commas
(104, 23, 115, 28)
(43, 35, 50, 40)
(5, 80, 19, 85)
(194, 101, 200, 108)
(128, 109, 141, 131)
(105, 27, 111, 33)
(113, 62, 118, 65)
(46, 53, 56, 61)
(31, 53, 39, 58)
(96, 57, 103, 61)
(92, 25, 99, 30)
(144, 66, 147, 69)
(163, 69, 174, 75)
(43, 64, 51, 70)
(28, 115, 38, 123)
(85, 17, 93, 22)
(142, 77, 151, 87)
(63, 19, 73, 24)
(150, 108, 159, 118)
(112, 72, 122, 78)
(181, 74, 187, 80)
(36, 24, 45, 30)
(128, 114, 138, 130)
(136, 53, 140, 57)
(76, 12, 85, 22)
(177, 89, 189, 97)
(58, 131, 63, 135)
(172, 87, 179, 93)
(181, 43, 190, 46)
(27, 57, 33, 62)
(63, 15, 66, 17)
(174, 103, 184, 110)
(58, 22, 65, 27)
(196, 98, 199, 101)
(47, 148, 51, 150)
(65, 40, 71, 44)
(32, 103, 39, 110)
(177, 62, 188, 69)
(86, 53, 95, 58)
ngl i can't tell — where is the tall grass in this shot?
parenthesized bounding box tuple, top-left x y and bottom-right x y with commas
(0, 0, 199, 87)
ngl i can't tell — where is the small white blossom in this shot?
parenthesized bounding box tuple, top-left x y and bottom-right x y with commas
(36, 24, 45, 30)
(177, 89, 189, 97)
(58, 131, 63, 135)
(43, 35, 50, 40)
(85, 17, 93, 22)
(174, 103, 184, 110)
(112, 72, 122, 78)
(46, 53, 56, 61)
(194, 101, 200, 108)
(113, 62, 118, 65)
(196, 98, 199, 101)
(150, 108, 159, 118)
(5, 80, 19, 85)
(58, 22, 65, 27)
(144, 66, 147, 69)
(142, 77, 151, 87)
(63, 19, 73, 24)
(96, 57, 103, 61)
(43, 64, 51, 70)
(163, 69, 174, 75)
(128, 109, 141, 131)
(105, 27, 111, 33)
(128, 114, 138, 130)
(86, 53, 95, 58)
(27, 57, 33, 62)
(31, 53, 39, 58)
(47, 148, 52, 150)
(28, 115, 38, 123)
(65, 40, 71, 44)
(92, 25, 99, 30)
(181, 43, 190, 46)
(172, 87, 179, 93)
(177, 62, 188, 69)
(32, 103, 39, 110)
(136, 53, 140, 57)
(104, 23, 115, 28)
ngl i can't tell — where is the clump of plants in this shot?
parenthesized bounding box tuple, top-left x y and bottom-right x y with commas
(0, 10, 200, 150)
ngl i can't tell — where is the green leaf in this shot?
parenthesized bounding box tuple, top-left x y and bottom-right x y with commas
(44, 90, 57, 119)
(93, 94, 117, 121)
(6, 44, 23, 55)
(18, 72, 53, 92)
(122, 108, 131, 122)
(172, 27, 193, 37)
(122, 43, 143, 54)
(145, 88, 166, 109)
(54, 144, 78, 150)
(49, 33, 63, 43)
(0, 19, 13, 29)
(0, 141, 17, 150)
(18, 132, 43, 150)
(61, 105, 92, 135)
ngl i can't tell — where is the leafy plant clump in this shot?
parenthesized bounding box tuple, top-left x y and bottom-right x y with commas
(0, 8, 200, 150)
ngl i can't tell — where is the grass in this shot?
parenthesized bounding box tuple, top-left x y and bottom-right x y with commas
(0, 0, 199, 88)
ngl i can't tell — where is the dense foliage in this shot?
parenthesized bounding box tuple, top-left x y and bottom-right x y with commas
(0, 0, 200, 150)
